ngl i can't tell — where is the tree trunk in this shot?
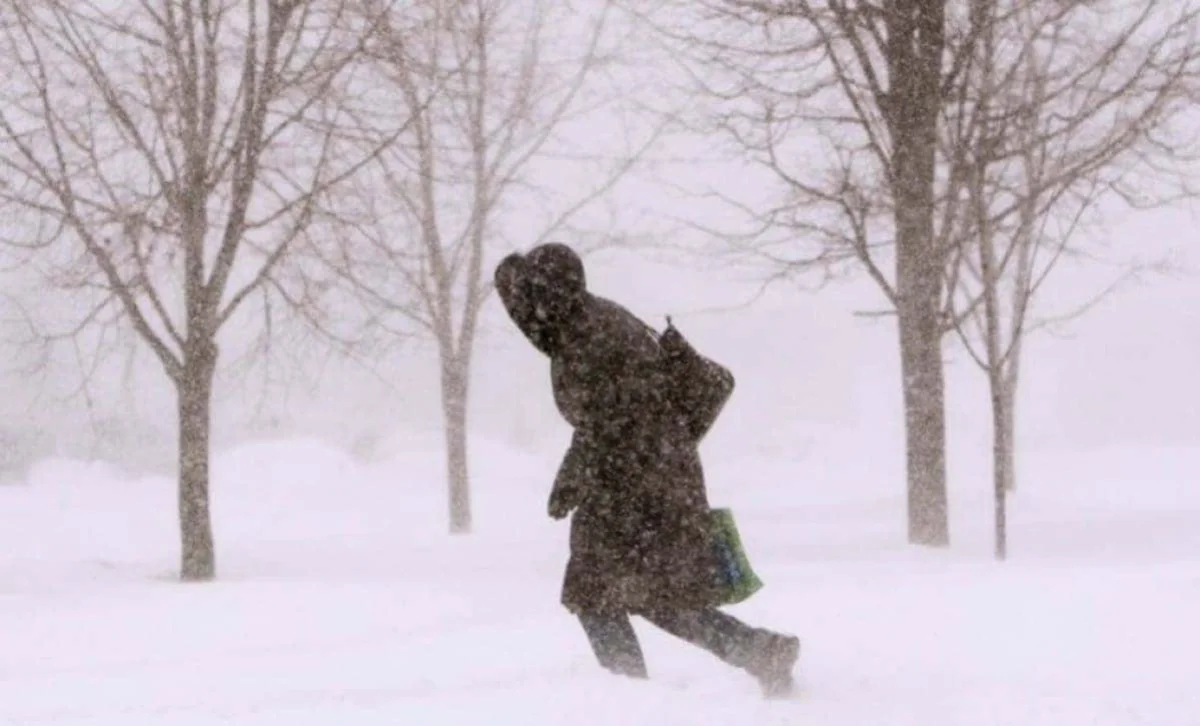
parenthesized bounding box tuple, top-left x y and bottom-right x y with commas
(998, 372, 1017, 494)
(990, 370, 1010, 560)
(176, 337, 218, 582)
(999, 317, 1024, 493)
(441, 353, 472, 534)
(886, 0, 951, 548)
(977, 180, 1009, 560)
(893, 118, 951, 548)
(896, 290, 950, 547)
(976, 155, 1009, 560)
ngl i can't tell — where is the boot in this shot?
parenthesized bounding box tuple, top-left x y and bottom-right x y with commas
(748, 633, 800, 699)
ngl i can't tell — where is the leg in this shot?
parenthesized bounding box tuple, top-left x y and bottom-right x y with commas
(577, 611, 648, 679)
(643, 608, 799, 697)
(641, 607, 759, 667)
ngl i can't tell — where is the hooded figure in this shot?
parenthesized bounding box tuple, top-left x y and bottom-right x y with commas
(494, 243, 800, 698)
(497, 243, 716, 609)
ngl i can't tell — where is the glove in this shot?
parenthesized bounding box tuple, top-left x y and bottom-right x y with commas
(548, 484, 578, 520)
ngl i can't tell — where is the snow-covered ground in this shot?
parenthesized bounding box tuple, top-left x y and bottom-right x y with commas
(1, 431, 1198, 725)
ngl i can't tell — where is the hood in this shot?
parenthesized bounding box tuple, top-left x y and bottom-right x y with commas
(494, 243, 588, 357)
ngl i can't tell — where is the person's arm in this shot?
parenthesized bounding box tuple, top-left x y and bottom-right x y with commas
(547, 428, 595, 519)
(544, 345, 625, 520)
(659, 320, 735, 444)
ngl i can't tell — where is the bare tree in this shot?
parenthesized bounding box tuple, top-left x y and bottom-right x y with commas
(640, 0, 973, 546)
(0, 0, 398, 580)
(941, 0, 1200, 559)
(330, 0, 665, 533)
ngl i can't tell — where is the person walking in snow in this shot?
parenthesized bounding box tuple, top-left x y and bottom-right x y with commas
(493, 242, 800, 698)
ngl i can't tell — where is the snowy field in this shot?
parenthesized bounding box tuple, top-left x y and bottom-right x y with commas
(1, 431, 1198, 725)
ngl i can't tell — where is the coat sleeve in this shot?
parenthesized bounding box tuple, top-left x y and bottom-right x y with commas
(547, 428, 595, 516)
(659, 321, 735, 444)
(544, 338, 642, 517)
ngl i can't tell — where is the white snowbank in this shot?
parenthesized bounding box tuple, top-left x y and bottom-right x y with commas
(0, 434, 1197, 724)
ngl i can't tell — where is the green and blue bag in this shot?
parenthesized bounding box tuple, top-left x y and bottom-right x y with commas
(709, 507, 764, 605)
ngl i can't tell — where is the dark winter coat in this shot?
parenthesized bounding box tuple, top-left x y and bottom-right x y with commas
(494, 243, 731, 615)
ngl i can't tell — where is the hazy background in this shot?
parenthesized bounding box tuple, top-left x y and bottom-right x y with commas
(0, 0, 1194, 492)
(1, 179, 1194, 488)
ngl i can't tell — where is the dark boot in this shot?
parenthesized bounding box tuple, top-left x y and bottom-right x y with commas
(746, 632, 800, 699)
(643, 608, 799, 698)
(578, 611, 649, 679)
